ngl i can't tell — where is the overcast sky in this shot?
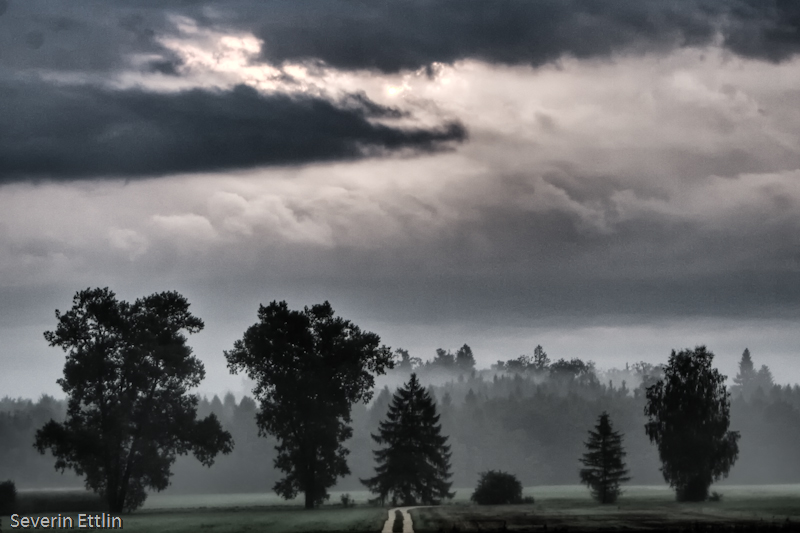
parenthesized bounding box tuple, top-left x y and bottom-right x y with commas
(2, 0, 800, 399)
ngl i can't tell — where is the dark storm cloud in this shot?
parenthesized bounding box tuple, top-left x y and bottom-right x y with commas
(0, 82, 465, 181)
(234, 0, 800, 73)
(3, 1, 800, 78)
(0, 0, 175, 73)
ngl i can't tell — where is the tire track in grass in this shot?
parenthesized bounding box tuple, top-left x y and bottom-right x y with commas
(381, 506, 428, 533)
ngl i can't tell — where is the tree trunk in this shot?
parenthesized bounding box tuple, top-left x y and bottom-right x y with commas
(676, 476, 709, 502)
(304, 490, 314, 509)
(304, 460, 315, 509)
(304, 444, 316, 509)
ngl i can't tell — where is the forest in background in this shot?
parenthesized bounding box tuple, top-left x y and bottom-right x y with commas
(2, 347, 799, 495)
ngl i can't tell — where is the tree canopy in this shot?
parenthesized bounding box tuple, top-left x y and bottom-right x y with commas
(224, 300, 393, 509)
(644, 346, 740, 501)
(34, 288, 232, 513)
(362, 373, 454, 506)
(455, 344, 476, 372)
(579, 412, 630, 504)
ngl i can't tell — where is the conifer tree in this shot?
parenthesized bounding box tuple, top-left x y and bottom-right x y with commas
(732, 348, 756, 397)
(579, 412, 630, 504)
(361, 373, 454, 506)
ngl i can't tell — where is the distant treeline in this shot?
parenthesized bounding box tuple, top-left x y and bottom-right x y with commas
(2, 348, 799, 493)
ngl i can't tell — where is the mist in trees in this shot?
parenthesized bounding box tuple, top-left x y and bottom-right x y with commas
(731, 348, 776, 400)
(4, 337, 800, 500)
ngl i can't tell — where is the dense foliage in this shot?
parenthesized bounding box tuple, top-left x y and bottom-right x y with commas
(33, 288, 233, 512)
(579, 412, 630, 503)
(645, 346, 740, 501)
(362, 373, 454, 505)
(471, 470, 523, 505)
(225, 300, 393, 508)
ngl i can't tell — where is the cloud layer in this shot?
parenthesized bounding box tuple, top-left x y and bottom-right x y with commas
(4, 1, 800, 76)
(0, 82, 464, 181)
(3, 1, 800, 397)
(221, 0, 800, 72)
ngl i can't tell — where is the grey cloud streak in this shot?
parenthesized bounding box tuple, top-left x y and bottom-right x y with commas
(3, 1, 800, 77)
(244, 0, 800, 72)
(0, 82, 465, 181)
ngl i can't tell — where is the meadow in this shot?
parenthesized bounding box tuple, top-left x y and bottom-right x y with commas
(414, 485, 800, 531)
(3, 485, 799, 532)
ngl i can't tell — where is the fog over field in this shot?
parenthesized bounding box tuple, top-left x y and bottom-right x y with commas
(3, 349, 800, 496)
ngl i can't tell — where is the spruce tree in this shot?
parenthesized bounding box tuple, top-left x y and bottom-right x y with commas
(579, 412, 630, 504)
(732, 348, 756, 398)
(361, 373, 454, 506)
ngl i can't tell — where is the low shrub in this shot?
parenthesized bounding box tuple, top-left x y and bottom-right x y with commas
(340, 493, 355, 508)
(0, 480, 17, 515)
(709, 491, 723, 502)
(471, 470, 524, 505)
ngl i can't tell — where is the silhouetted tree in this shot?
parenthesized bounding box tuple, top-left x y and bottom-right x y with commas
(756, 365, 775, 393)
(430, 348, 455, 370)
(455, 344, 476, 372)
(393, 348, 422, 373)
(34, 288, 232, 513)
(471, 470, 523, 505)
(225, 300, 392, 509)
(732, 348, 755, 397)
(362, 373, 454, 505)
(644, 346, 740, 501)
(532, 345, 550, 371)
(579, 412, 630, 504)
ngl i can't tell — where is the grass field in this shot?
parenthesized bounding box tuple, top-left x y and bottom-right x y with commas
(414, 485, 800, 532)
(3, 485, 799, 532)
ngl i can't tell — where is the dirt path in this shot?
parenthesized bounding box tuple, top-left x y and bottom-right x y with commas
(381, 506, 427, 533)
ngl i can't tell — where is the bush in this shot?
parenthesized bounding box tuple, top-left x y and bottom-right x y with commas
(0, 480, 17, 515)
(709, 491, 723, 502)
(340, 493, 355, 508)
(471, 470, 524, 505)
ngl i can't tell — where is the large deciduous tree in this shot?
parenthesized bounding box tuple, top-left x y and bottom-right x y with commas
(224, 300, 393, 509)
(579, 412, 630, 504)
(34, 288, 233, 513)
(644, 346, 740, 501)
(362, 373, 454, 506)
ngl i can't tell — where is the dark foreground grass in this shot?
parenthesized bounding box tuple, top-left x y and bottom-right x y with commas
(2, 486, 799, 532)
(411, 485, 800, 533)
(2, 503, 386, 532)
